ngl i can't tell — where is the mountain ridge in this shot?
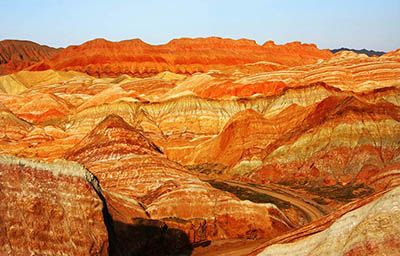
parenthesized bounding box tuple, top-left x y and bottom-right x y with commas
(27, 37, 333, 77)
(331, 47, 386, 56)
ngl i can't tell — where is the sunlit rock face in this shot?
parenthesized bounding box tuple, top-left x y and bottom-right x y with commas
(1, 72, 398, 191)
(246, 96, 400, 186)
(27, 37, 332, 77)
(0, 91, 73, 123)
(255, 186, 400, 256)
(0, 155, 109, 255)
(147, 88, 400, 190)
(64, 115, 292, 243)
(236, 50, 400, 90)
(0, 40, 61, 76)
(190, 50, 400, 99)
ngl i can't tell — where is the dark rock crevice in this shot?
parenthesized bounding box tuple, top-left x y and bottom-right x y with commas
(85, 169, 193, 256)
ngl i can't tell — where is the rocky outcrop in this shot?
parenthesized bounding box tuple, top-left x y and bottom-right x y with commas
(253, 186, 400, 255)
(0, 40, 60, 75)
(27, 37, 332, 77)
(64, 115, 293, 243)
(0, 155, 109, 255)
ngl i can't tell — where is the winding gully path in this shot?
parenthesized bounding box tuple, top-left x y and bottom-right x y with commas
(210, 179, 330, 223)
(193, 178, 331, 256)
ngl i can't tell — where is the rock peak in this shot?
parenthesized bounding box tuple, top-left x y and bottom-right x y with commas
(93, 114, 136, 132)
(64, 114, 162, 164)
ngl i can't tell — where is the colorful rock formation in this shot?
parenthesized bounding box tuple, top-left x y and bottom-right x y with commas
(189, 49, 400, 98)
(168, 93, 399, 187)
(0, 40, 60, 75)
(0, 102, 32, 140)
(254, 186, 400, 255)
(27, 37, 332, 77)
(247, 96, 400, 187)
(64, 115, 293, 243)
(0, 155, 109, 255)
(0, 37, 399, 255)
(0, 69, 90, 94)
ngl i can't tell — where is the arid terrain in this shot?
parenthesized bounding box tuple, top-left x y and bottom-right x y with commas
(0, 37, 399, 255)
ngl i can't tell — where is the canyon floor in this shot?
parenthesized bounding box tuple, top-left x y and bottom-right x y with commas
(0, 38, 399, 255)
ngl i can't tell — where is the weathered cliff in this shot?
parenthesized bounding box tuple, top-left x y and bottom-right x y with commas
(0, 155, 109, 255)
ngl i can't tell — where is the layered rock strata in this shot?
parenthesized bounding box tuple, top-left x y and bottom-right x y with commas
(28, 37, 332, 77)
(0, 155, 109, 255)
(0, 40, 60, 75)
(64, 115, 293, 243)
(254, 186, 400, 255)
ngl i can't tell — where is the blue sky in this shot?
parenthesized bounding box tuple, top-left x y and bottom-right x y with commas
(1, 0, 399, 51)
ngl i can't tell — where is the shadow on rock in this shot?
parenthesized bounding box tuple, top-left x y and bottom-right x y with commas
(110, 218, 193, 256)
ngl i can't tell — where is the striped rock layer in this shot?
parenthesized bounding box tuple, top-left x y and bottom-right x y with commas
(0, 40, 60, 75)
(27, 37, 332, 77)
(0, 155, 108, 255)
(253, 185, 400, 256)
(1, 79, 398, 191)
(64, 115, 293, 243)
(0, 40, 399, 254)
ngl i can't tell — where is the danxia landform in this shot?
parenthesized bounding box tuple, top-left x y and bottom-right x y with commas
(0, 37, 399, 256)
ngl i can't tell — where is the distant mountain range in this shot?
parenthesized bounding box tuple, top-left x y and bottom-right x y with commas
(0, 39, 391, 77)
(330, 48, 386, 57)
(25, 38, 333, 78)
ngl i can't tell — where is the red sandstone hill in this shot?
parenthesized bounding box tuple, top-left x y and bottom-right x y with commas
(27, 37, 333, 77)
(0, 40, 61, 75)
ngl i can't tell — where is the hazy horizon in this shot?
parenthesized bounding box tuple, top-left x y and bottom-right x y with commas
(1, 0, 399, 52)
